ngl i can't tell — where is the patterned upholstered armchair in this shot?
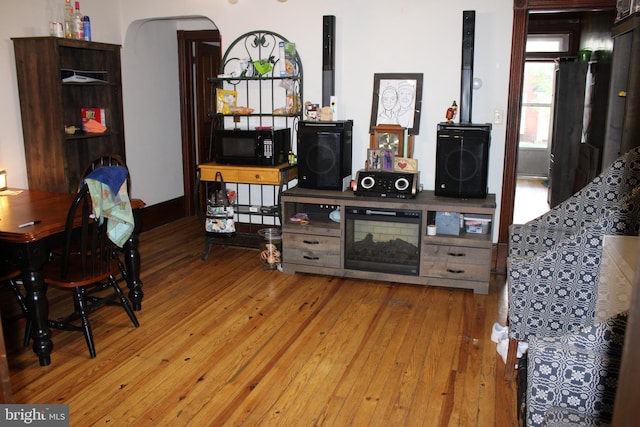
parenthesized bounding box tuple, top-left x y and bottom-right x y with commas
(509, 147, 640, 261)
(526, 312, 627, 427)
(505, 147, 640, 375)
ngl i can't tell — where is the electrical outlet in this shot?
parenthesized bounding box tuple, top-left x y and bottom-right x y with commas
(493, 109, 503, 125)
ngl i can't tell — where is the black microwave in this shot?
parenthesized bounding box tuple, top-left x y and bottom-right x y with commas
(213, 128, 290, 166)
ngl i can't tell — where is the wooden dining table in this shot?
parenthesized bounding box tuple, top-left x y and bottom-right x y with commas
(0, 189, 145, 366)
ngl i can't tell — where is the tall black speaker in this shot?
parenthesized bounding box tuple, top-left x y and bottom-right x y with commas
(435, 123, 491, 198)
(322, 15, 336, 107)
(297, 120, 352, 191)
(460, 10, 475, 124)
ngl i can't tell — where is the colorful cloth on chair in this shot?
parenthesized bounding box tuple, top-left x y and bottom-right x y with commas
(85, 166, 134, 248)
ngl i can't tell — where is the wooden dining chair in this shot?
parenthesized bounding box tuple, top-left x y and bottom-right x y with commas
(80, 153, 128, 190)
(42, 183, 139, 358)
(80, 153, 131, 284)
(0, 262, 30, 347)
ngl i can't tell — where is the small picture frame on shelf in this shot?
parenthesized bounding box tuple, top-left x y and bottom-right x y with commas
(393, 157, 418, 173)
(616, 0, 633, 21)
(367, 148, 394, 171)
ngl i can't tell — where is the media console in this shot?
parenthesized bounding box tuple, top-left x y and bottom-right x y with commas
(281, 187, 496, 294)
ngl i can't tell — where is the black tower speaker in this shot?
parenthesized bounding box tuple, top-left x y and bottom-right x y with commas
(322, 15, 336, 107)
(297, 120, 352, 191)
(460, 10, 475, 124)
(435, 123, 491, 198)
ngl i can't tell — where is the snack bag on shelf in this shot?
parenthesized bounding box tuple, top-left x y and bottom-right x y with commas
(216, 89, 237, 114)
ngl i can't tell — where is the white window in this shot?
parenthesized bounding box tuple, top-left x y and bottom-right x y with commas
(526, 34, 570, 53)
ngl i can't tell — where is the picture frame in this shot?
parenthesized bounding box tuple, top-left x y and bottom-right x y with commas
(393, 157, 418, 173)
(616, 0, 635, 21)
(370, 73, 423, 135)
(367, 148, 394, 171)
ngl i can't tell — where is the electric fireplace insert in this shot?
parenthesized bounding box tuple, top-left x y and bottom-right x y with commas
(344, 207, 421, 276)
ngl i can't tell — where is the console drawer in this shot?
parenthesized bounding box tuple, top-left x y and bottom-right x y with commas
(422, 244, 490, 265)
(420, 260, 490, 281)
(421, 244, 490, 281)
(283, 233, 341, 268)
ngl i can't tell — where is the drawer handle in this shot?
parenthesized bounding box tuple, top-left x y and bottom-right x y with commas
(303, 240, 320, 245)
(447, 268, 465, 274)
(303, 255, 320, 260)
(448, 252, 466, 257)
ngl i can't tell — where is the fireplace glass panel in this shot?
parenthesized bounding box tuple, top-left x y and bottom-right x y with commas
(344, 207, 421, 276)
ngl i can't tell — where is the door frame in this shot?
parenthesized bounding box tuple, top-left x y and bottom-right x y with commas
(177, 29, 221, 217)
(497, 0, 616, 272)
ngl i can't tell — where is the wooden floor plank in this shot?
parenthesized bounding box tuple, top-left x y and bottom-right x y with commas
(3, 216, 518, 426)
(453, 291, 487, 426)
(189, 277, 347, 426)
(362, 286, 431, 425)
(340, 285, 424, 426)
(477, 276, 500, 427)
(398, 288, 466, 427)
(316, 286, 411, 426)
(223, 280, 395, 425)
(136, 274, 337, 425)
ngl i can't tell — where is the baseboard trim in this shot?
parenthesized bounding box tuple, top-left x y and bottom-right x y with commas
(139, 196, 187, 232)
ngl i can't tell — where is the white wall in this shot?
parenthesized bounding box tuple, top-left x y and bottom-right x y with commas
(121, 18, 217, 204)
(0, 0, 513, 238)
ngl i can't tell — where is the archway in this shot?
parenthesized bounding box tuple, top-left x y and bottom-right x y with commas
(121, 16, 217, 228)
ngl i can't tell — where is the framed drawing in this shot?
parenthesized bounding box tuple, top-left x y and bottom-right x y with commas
(369, 73, 423, 135)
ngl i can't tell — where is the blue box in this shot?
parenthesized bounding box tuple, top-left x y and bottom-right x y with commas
(435, 211, 461, 235)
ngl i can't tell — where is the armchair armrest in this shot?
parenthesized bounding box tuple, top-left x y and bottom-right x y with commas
(536, 311, 627, 353)
(508, 223, 575, 258)
(542, 407, 609, 427)
(508, 188, 640, 342)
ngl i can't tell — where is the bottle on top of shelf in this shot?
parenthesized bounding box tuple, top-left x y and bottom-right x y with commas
(83, 15, 91, 41)
(72, 1, 84, 40)
(63, 0, 74, 39)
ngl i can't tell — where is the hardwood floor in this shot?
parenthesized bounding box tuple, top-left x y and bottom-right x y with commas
(513, 177, 549, 225)
(4, 217, 518, 426)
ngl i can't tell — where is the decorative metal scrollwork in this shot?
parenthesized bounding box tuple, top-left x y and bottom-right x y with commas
(220, 30, 301, 79)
